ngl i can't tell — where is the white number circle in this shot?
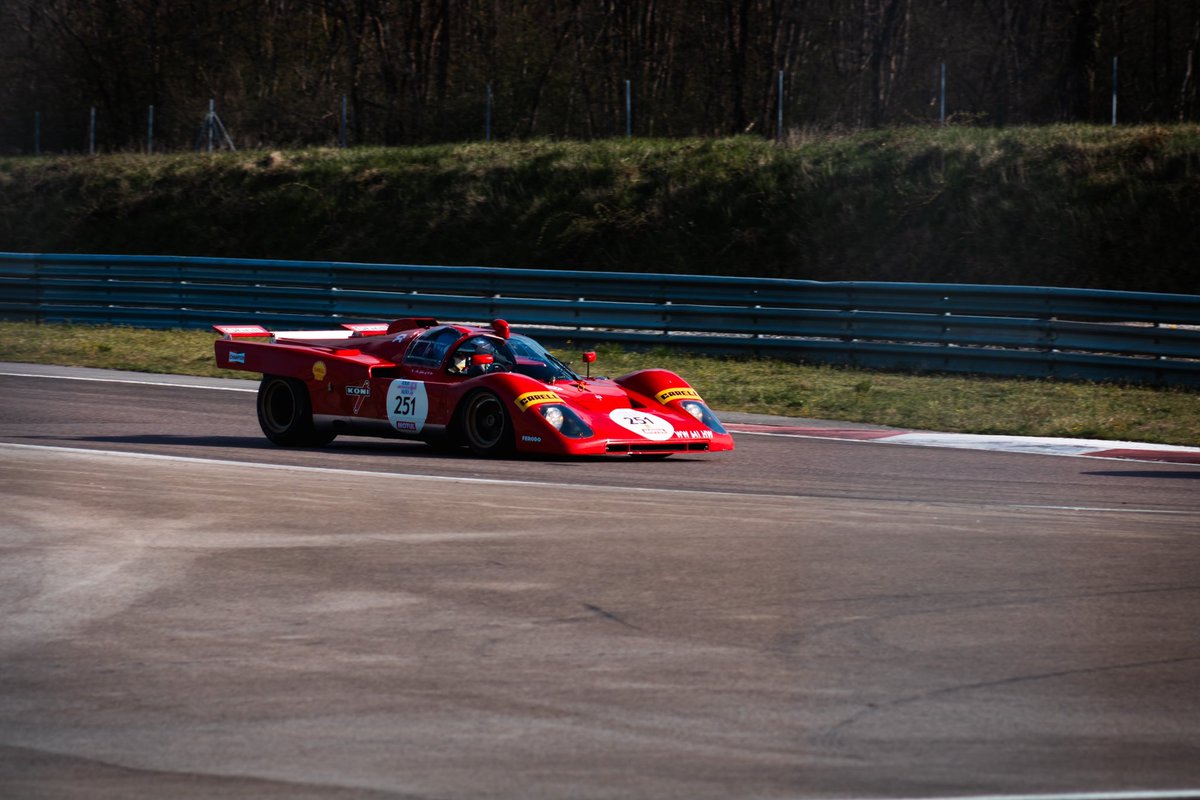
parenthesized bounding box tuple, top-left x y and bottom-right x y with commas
(387, 380, 429, 433)
(609, 408, 674, 441)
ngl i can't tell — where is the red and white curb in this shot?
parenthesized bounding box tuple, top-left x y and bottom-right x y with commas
(725, 423, 1200, 465)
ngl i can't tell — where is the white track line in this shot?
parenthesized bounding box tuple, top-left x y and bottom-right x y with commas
(0, 370, 256, 392)
(2, 443, 1194, 516)
(729, 427, 1200, 464)
(0, 441, 800, 500)
(857, 792, 1200, 800)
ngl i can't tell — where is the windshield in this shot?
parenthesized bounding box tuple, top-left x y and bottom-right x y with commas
(507, 335, 582, 382)
(445, 332, 581, 382)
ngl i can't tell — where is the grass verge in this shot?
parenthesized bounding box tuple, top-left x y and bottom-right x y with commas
(2, 322, 1196, 446)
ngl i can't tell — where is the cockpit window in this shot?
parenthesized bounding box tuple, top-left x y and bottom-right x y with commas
(404, 326, 463, 367)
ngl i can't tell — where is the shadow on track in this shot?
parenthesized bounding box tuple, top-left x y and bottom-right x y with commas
(54, 434, 712, 465)
(1085, 470, 1200, 480)
(54, 434, 463, 458)
(17, 434, 271, 450)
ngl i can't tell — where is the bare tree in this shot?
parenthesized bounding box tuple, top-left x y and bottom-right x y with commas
(2, 0, 1198, 151)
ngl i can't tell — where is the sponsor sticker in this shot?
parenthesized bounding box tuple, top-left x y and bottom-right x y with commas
(514, 390, 563, 412)
(312, 361, 327, 381)
(346, 381, 371, 414)
(386, 380, 428, 433)
(228, 351, 246, 364)
(655, 386, 701, 404)
(521, 435, 543, 443)
(609, 408, 674, 441)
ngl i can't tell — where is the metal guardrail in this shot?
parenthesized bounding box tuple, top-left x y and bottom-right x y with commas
(2, 252, 1198, 386)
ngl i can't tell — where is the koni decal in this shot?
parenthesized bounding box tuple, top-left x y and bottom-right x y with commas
(346, 381, 371, 414)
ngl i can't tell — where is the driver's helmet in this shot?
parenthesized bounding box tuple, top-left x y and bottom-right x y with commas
(453, 336, 499, 374)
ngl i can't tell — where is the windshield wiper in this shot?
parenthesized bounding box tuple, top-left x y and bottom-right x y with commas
(545, 351, 582, 381)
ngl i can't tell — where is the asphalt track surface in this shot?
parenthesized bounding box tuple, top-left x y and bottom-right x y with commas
(1, 364, 1198, 799)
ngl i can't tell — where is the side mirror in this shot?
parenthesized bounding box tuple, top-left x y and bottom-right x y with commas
(471, 353, 495, 366)
(582, 351, 596, 378)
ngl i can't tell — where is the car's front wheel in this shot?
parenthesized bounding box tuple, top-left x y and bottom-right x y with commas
(256, 375, 336, 447)
(460, 391, 513, 456)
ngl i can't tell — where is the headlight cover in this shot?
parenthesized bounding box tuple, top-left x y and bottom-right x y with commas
(539, 404, 593, 438)
(680, 401, 727, 434)
(542, 405, 565, 430)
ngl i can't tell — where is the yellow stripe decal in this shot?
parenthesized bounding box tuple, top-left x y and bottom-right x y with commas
(514, 391, 563, 412)
(655, 387, 701, 404)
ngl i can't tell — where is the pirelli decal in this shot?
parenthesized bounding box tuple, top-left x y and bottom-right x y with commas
(655, 387, 702, 404)
(514, 391, 563, 412)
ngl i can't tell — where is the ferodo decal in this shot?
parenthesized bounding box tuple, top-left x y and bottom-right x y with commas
(312, 361, 327, 381)
(609, 408, 674, 441)
(514, 391, 563, 412)
(228, 351, 246, 364)
(386, 380, 429, 433)
(655, 387, 701, 404)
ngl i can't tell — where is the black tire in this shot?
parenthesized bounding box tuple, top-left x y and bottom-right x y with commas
(256, 375, 336, 447)
(460, 391, 514, 456)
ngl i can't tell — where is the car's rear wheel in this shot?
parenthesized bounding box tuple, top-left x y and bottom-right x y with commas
(257, 375, 336, 447)
(461, 391, 513, 456)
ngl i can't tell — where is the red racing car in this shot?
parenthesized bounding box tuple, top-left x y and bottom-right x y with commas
(213, 317, 734, 457)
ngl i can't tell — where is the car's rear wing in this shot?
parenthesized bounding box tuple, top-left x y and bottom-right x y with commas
(212, 322, 375, 341)
(212, 324, 272, 340)
(213, 319, 435, 342)
(342, 322, 392, 335)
